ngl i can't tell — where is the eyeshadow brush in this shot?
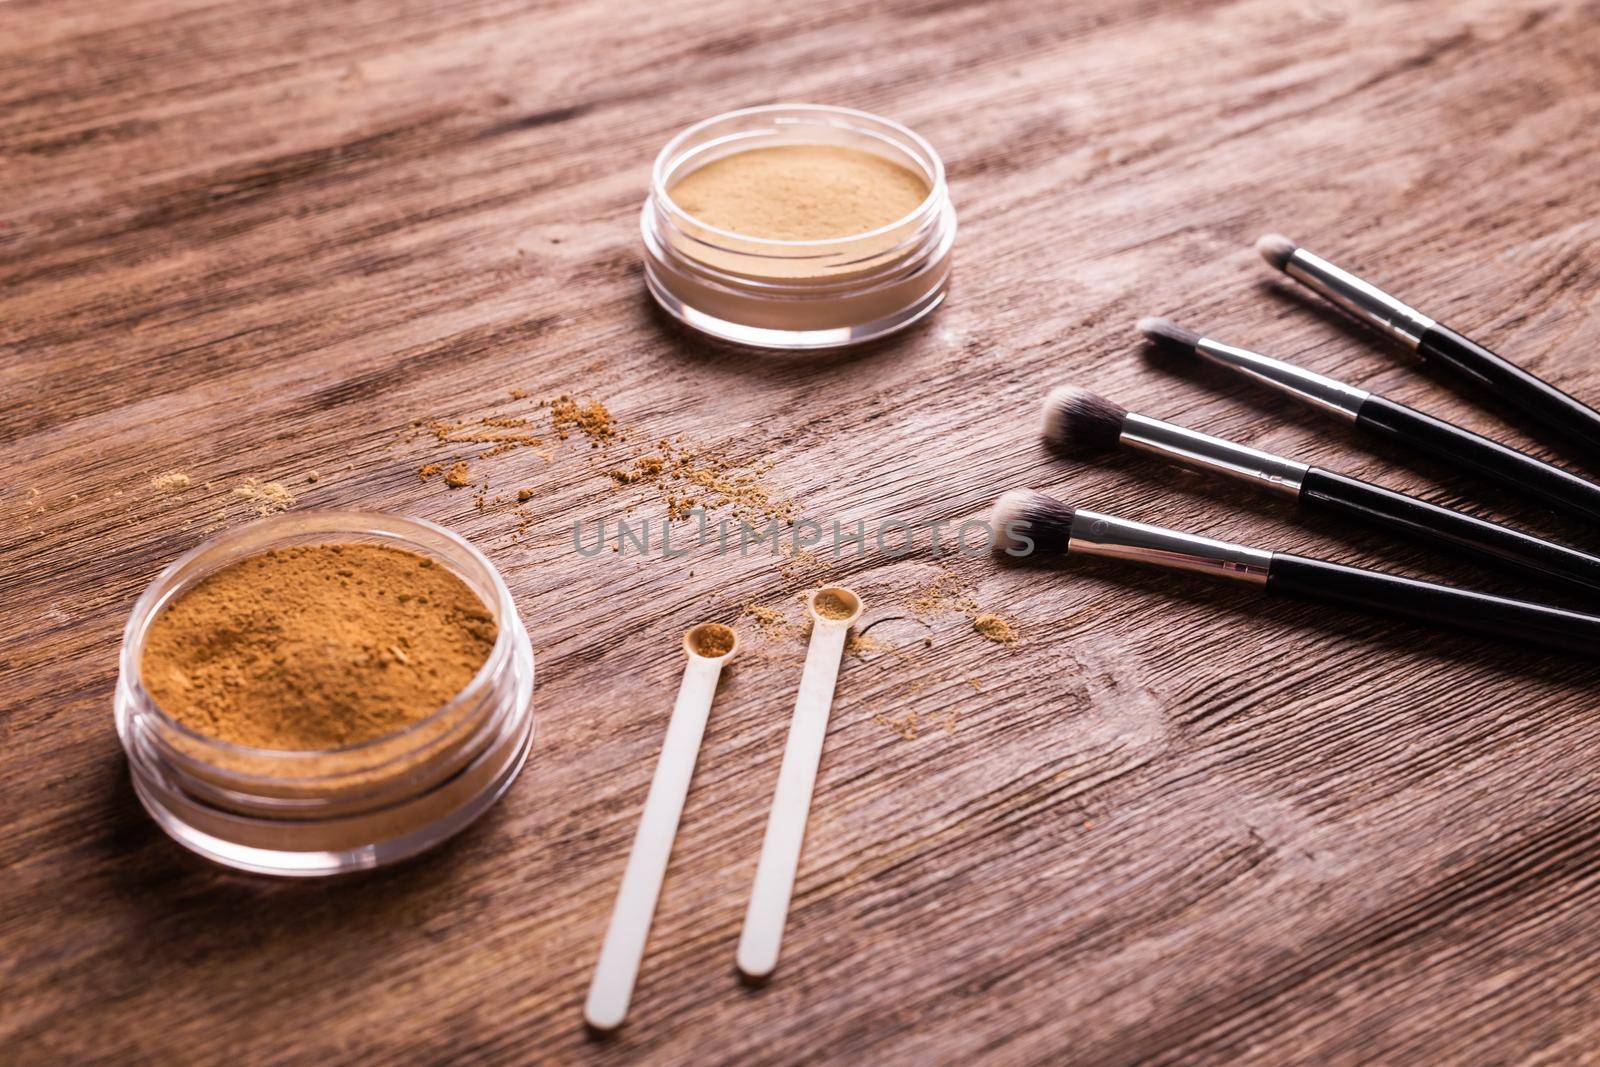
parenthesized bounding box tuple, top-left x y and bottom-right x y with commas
(1257, 234, 1600, 463)
(1041, 386, 1600, 595)
(990, 490, 1600, 655)
(1138, 317, 1600, 528)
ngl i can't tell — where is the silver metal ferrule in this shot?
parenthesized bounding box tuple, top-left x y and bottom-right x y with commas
(1068, 508, 1272, 585)
(1284, 247, 1436, 349)
(1194, 336, 1370, 422)
(1119, 412, 1309, 498)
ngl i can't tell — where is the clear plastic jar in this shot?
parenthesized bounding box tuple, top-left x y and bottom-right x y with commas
(641, 104, 956, 350)
(114, 511, 535, 877)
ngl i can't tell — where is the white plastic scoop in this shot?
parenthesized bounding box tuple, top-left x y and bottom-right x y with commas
(737, 586, 863, 981)
(585, 622, 739, 1032)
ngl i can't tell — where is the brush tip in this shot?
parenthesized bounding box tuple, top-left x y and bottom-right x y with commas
(1137, 316, 1202, 351)
(989, 490, 1075, 555)
(1041, 386, 1128, 454)
(1256, 233, 1298, 270)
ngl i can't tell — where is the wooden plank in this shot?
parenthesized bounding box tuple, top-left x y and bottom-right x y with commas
(4, 0, 1600, 1063)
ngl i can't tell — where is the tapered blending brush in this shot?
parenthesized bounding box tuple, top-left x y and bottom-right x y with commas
(1041, 386, 1600, 594)
(1257, 234, 1600, 463)
(1138, 317, 1600, 527)
(989, 491, 1600, 654)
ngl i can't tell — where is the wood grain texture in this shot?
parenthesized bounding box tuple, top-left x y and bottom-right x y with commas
(5, 0, 1600, 1063)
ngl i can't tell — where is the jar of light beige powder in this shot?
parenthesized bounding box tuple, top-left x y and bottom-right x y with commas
(641, 104, 956, 349)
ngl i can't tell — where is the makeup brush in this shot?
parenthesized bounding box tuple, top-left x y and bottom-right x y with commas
(990, 490, 1600, 654)
(1138, 317, 1600, 527)
(1258, 235, 1600, 462)
(1041, 386, 1600, 594)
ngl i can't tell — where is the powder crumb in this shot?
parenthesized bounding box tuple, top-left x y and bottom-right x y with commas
(973, 614, 1018, 644)
(418, 463, 444, 481)
(744, 603, 797, 640)
(910, 568, 977, 616)
(517, 488, 535, 502)
(845, 631, 891, 658)
(232, 477, 296, 516)
(874, 712, 920, 741)
(444, 462, 472, 489)
(509, 388, 528, 400)
(306, 471, 321, 484)
(607, 445, 792, 528)
(151, 471, 193, 493)
(547, 395, 619, 446)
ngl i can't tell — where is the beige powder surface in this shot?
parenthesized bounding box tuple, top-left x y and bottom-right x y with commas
(669, 145, 930, 241)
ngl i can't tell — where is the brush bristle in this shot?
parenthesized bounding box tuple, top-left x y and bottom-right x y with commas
(1041, 386, 1128, 454)
(989, 490, 1075, 556)
(1137, 316, 1202, 351)
(1256, 233, 1298, 271)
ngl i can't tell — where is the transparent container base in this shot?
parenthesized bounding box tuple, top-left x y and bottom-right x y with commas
(645, 264, 949, 350)
(133, 709, 534, 878)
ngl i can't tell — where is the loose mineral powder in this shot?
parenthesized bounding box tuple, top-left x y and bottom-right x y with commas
(141, 542, 497, 750)
(117, 512, 535, 876)
(668, 145, 930, 241)
(642, 104, 956, 349)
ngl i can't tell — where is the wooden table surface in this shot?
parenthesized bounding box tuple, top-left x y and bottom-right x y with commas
(6, 1, 1600, 1063)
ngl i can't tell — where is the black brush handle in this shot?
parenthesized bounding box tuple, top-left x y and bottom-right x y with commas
(1266, 554, 1600, 655)
(1298, 467, 1600, 594)
(1420, 325, 1600, 463)
(1355, 393, 1600, 525)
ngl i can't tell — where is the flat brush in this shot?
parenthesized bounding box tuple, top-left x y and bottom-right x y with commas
(1138, 317, 1600, 527)
(1257, 234, 1600, 463)
(1041, 386, 1600, 594)
(990, 490, 1600, 655)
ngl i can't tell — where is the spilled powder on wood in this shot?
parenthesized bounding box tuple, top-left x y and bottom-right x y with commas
(232, 477, 296, 516)
(151, 471, 192, 492)
(973, 614, 1018, 644)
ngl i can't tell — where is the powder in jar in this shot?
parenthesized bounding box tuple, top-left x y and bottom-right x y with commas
(669, 144, 930, 241)
(140, 543, 497, 750)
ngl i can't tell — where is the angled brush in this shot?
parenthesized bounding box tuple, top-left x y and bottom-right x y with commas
(1041, 385, 1600, 594)
(1258, 234, 1600, 464)
(991, 490, 1600, 655)
(1138, 317, 1600, 528)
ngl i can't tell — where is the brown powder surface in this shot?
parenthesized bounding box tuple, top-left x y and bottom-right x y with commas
(688, 623, 736, 658)
(813, 589, 859, 620)
(669, 145, 930, 241)
(443, 461, 473, 488)
(140, 543, 498, 750)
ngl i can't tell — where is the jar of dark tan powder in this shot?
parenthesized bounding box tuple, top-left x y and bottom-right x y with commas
(114, 511, 535, 877)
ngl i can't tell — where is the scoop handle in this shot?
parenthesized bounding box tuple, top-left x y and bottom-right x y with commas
(584, 654, 723, 1031)
(737, 621, 850, 980)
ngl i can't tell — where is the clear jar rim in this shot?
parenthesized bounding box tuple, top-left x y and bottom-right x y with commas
(650, 102, 948, 251)
(119, 510, 522, 766)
